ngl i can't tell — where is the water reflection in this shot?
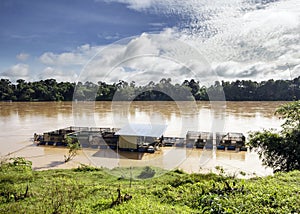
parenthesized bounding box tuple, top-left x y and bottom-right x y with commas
(0, 101, 284, 149)
(0, 101, 287, 119)
(216, 150, 245, 161)
(0, 102, 73, 118)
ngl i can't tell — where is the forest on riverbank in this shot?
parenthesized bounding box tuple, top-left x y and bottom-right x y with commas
(1, 76, 300, 102)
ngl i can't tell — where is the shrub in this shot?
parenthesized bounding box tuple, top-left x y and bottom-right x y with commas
(248, 101, 300, 172)
(137, 166, 156, 179)
(0, 157, 33, 203)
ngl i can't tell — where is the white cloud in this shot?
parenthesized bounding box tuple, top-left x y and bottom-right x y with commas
(97, 33, 121, 41)
(212, 61, 275, 79)
(292, 64, 300, 78)
(16, 53, 30, 61)
(77, 30, 216, 85)
(104, 0, 153, 10)
(38, 67, 78, 82)
(31, 0, 300, 83)
(39, 52, 85, 66)
(39, 44, 102, 66)
(0, 64, 30, 81)
(176, 0, 300, 82)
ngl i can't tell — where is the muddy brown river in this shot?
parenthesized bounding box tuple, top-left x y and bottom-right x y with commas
(0, 101, 287, 176)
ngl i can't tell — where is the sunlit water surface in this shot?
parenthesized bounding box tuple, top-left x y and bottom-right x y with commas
(0, 101, 286, 176)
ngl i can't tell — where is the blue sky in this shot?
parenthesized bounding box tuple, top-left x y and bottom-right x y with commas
(0, 0, 300, 84)
(0, 0, 177, 63)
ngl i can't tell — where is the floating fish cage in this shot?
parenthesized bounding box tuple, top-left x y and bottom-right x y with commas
(34, 126, 247, 152)
(186, 131, 213, 149)
(34, 127, 119, 148)
(216, 132, 246, 151)
(34, 126, 158, 153)
(34, 127, 78, 146)
(162, 137, 185, 147)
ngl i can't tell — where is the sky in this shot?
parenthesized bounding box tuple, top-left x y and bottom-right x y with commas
(0, 0, 300, 84)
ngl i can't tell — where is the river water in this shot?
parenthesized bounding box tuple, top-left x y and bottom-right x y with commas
(0, 101, 286, 176)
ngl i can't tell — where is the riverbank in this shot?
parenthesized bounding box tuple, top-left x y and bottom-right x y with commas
(6, 143, 273, 178)
(0, 159, 299, 213)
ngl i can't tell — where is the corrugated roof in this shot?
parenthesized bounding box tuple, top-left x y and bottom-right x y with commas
(115, 123, 167, 137)
(222, 132, 245, 140)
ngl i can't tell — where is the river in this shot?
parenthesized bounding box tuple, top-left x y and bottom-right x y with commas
(0, 101, 286, 176)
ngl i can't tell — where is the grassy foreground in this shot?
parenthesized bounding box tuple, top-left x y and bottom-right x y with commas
(1, 158, 300, 213)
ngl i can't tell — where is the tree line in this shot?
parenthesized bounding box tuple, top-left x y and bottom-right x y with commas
(0, 76, 300, 101)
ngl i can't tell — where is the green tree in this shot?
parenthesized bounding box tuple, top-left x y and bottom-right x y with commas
(248, 101, 300, 172)
(64, 136, 81, 163)
(1, 76, 300, 101)
(0, 79, 14, 100)
(275, 101, 300, 130)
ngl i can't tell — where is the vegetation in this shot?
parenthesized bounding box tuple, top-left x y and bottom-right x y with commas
(0, 157, 33, 203)
(0, 159, 299, 213)
(64, 136, 81, 163)
(1, 76, 300, 101)
(248, 101, 300, 172)
(137, 166, 156, 179)
(0, 79, 74, 101)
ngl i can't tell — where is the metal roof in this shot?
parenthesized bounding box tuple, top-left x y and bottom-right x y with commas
(115, 123, 167, 137)
(222, 132, 245, 140)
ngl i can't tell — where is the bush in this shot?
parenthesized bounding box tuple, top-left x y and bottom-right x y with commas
(137, 166, 156, 179)
(64, 136, 81, 162)
(0, 157, 33, 203)
(248, 101, 300, 172)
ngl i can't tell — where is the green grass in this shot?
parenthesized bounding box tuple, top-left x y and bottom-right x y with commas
(1, 158, 300, 213)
